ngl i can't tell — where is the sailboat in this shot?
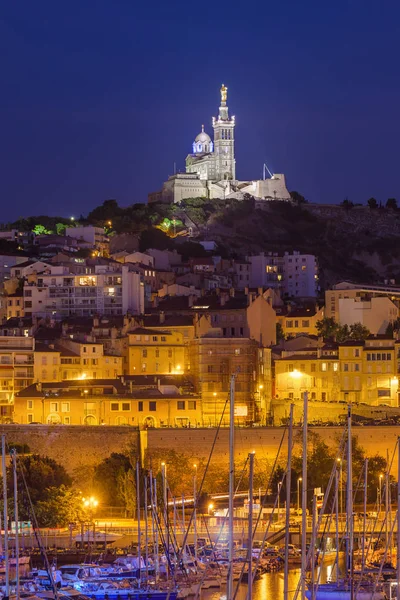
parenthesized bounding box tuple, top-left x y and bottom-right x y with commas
(305, 406, 386, 600)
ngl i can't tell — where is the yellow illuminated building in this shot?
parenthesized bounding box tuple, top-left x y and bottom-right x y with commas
(274, 336, 399, 407)
(277, 306, 324, 338)
(14, 379, 202, 427)
(34, 340, 123, 382)
(123, 328, 185, 375)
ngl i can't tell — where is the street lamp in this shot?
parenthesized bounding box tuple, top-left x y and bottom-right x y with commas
(297, 477, 302, 512)
(213, 392, 217, 426)
(378, 473, 384, 514)
(278, 481, 282, 522)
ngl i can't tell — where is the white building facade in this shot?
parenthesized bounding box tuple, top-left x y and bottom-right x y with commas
(249, 251, 318, 298)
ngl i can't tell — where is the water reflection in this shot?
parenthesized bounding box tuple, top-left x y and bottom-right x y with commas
(201, 562, 339, 600)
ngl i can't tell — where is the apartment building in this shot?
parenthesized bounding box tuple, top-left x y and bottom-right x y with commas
(122, 327, 185, 375)
(249, 251, 318, 298)
(22, 262, 144, 318)
(0, 336, 35, 404)
(189, 336, 270, 425)
(14, 378, 201, 427)
(274, 335, 399, 406)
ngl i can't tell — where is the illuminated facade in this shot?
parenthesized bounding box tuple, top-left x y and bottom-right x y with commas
(274, 336, 399, 406)
(14, 379, 202, 427)
(122, 328, 186, 376)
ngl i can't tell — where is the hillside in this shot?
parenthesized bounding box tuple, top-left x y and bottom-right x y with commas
(7, 198, 400, 289)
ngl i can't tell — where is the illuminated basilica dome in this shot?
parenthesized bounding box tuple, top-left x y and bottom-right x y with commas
(192, 125, 213, 154)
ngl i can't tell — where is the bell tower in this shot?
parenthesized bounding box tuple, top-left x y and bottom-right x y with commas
(212, 84, 236, 181)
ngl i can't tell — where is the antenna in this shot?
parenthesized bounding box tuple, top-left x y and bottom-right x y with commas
(263, 163, 274, 180)
(173, 162, 176, 175)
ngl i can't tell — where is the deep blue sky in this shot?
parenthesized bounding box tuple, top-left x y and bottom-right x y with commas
(1, 0, 400, 221)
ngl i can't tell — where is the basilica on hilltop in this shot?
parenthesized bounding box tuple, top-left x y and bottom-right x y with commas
(148, 85, 291, 204)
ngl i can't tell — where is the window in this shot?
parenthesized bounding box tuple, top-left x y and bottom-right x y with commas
(142, 363, 146, 372)
(41, 356, 47, 365)
(321, 362, 327, 372)
(354, 363, 360, 371)
(378, 389, 390, 397)
(92, 347, 96, 353)
(302, 320, 310, 327)
(343, 364, 349, 372)
(27, 400, 33, 409)
(155, 363, 159, 372)
(161, 336, 166, 342)
(24, 301, 32, 308)
(61, 402, 70, 413)
(155, 349, 159, 358)
(27, 414, 33, 423)
(136, 335, 141, 341)
(50, 402, 58, 412)
(235, 349, 240, 355)
(168, 349, 172, 358)
(333, 362, 339, 371)
(188, 400, 196, 410)
(207, 365, 213, 373)
(311, 392, 316, 400)
(142, 349, 147, 358)
(149, 401, 157, 411)
(177, 401, 185, 410)
(122, 403, 130, 411)
(354, 348, 360, 357)
(111, 403, 119, 411)
(311, 363, 316, 372)
(138, 401, 143, 412)
(286, 320, 293, 328)
(321, 392, 327, 401)
(152, 336, 158, 342)
(64, 417, 70, 424)
(83, 347, 87, 353)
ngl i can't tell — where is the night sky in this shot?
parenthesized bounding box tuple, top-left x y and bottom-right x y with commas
(1, 0, 400, 221)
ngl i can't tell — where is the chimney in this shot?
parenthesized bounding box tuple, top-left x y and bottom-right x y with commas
(229, 287, 235, 298)
(244, 286, 249, 296)
(36, 382, 42, 392)
(152, 295, 158, 308)
(258, 287, 263, 296)
(248, 293, 253, 306)
(93, 316, 99, 327)
(188, 295, 194, 308)
(159, 311, 165, 324)
(220, 295, 226, 307)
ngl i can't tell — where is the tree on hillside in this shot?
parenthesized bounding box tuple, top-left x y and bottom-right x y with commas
(348, 322, 370, 340)
(386, 198, 398, 210)
(276, 323, 285, 343)
(290, 191, 308, 204)
(139, 228, 174, 252)
(87, 199, 123, 224)
(35, 485, 86, 527)
(367, 197, 378, 209)
(316, 318, 369, 342)
(8, 455, 72, 520)
(93, 453, 134, 507)
(341, 198, 354, 210)
(316, 317, 338, 339)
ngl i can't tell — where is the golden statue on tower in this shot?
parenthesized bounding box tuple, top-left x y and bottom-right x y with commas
(220, 84, 227, 104)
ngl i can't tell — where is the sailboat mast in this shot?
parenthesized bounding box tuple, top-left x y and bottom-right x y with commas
(397, 436, 400, 600)
(362, 459, 368, 571)
(12, 450, 19, 600)
(144, 475, 149, 581)
(227, 374, 235, 600)
(248, 451, 255, 600)
(284, 404, 294, 600)
(347, 405, 354, 599)
(136, 460, 141, 582)
(301, 392, 308, 600)
(2, 435, 9, 599)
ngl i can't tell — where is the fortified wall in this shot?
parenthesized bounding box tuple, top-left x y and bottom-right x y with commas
(0, 424, 398, 475)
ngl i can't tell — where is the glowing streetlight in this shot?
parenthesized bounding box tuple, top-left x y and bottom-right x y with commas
(290, 369, 302, 379)
(297, 477, 302, 512)
(208, 503, 214, 515)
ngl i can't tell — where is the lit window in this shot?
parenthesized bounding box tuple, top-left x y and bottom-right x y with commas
(321, 363, 327, 372)
(61, 402, 70, 412)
